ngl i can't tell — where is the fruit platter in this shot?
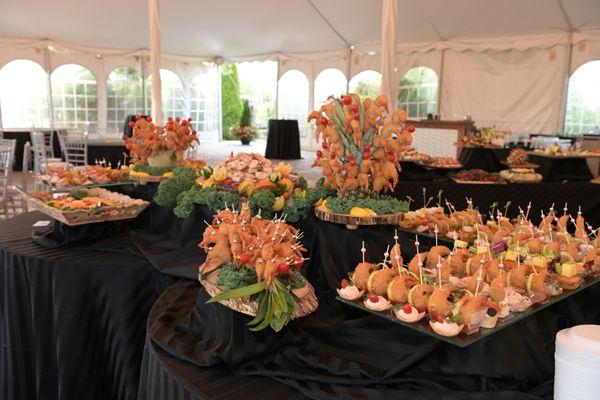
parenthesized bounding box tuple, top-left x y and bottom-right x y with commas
(16, 186, 150, 226)
(38, 165, 132, 188)
(337, 205, 600, 346)
(449, 169, 505, 184)
(416, 157, 463, 170)
(310, 93, 411, 228)
(153, 153, 322, 222)
(198, 204, 318, 332)
(124, 115, 200, 183)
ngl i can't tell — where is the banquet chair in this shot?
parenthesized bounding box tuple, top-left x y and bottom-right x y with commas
(31, 132, 70, 191)
(41, 130, 62, 163)
(0, 138, 17, 218)
(58, 131, 88, 166)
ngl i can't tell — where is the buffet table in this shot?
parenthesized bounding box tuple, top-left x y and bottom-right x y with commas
(3, 178, 600, 400)
(0, 212, 159, 400)
(137, 248, 599, 400)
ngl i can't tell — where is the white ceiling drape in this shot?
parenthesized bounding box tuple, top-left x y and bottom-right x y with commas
(380, 0, 397, 109)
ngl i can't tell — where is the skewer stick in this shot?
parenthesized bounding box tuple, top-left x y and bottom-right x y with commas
(563, 203, 568, 216)
(434, 225, 439, 247)
(525, 201, 532, 220)
(361, 241, 366, 263)
(437, 256, 442, 289)
(383, 245, 390, 267)
(475, 268, 483, 296)
(415, 236, 423, 284)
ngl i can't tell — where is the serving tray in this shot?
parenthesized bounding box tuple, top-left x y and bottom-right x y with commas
(315, 205, 403, 230)
(337, 274, 600, 347)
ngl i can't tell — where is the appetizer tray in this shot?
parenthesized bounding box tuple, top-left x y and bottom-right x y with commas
(15, 186, 149, 226)
(450, 178, 506, 185)
(528, 152, 600, 159)
(200, 266, 318, 318)
(500, 161, 539, 169)
(129, 173, 168, 184)
(415, 160, 463, 170)
(41, 180, 137, 190)
(395, 227, 455, 246)
(315, 205, 403, 229)
(336, 275, 600, 348)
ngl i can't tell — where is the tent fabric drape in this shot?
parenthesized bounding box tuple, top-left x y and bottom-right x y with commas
(380, 0, 397, 109)
(440, 46, 567, 133)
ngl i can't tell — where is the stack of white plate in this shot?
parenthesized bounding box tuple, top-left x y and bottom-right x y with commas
(555, 325, 600, 399)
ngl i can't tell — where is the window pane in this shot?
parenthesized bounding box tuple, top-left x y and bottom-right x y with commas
(107, 66, 143, 132)
(349, 70, 382, 101)
(51, 64, 98, 132)
(397, 67, 439, 119)
(0, 60, 50, 127)
(277, 70, 309, 137)
(564, 61, 600, 136)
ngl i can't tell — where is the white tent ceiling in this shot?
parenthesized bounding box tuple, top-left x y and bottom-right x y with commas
(1, 0, 599, 58)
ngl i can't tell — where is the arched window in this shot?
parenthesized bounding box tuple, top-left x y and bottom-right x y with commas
(277, 70, 309, 136)
(51, 64, 97, 133)
(564, 60, 600, 135)
(314, 68, 347, 108)
(349, 70, 382, 100)
(398, 67, 438, 119)
(190, 68, 220, 138)
(0, 59, 49, 128)
(145, 69, 185, 119)
(107, 66, 144, 133)
(237, 61, 278, 135)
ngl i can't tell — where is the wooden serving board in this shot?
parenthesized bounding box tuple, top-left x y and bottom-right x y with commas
(200, 266, 318, 318)
(314, 205, 403, 229)
(16, 187, 149, 226)
(450, 177, 506, 185)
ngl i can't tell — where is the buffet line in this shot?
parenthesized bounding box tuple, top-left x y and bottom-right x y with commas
(17, 94, 600, 346)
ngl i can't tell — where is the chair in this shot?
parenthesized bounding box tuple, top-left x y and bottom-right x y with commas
(31, 132, 69, 191)
(0, 138, 17, 218)
(40, 130, 62, 162)
(58, 131, 88, 166)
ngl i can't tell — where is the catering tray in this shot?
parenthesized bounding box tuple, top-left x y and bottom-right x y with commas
(15, 186, 149, 226)
(40, 180, 137, 190)
(500, 161, 539, 169)
(336, 274, 600, 348)
(448, 172, 506, 185)
(415, 160, 463, 170)
(395, 226, 455, 246)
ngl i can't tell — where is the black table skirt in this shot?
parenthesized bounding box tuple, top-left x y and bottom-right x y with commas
(529, 155, 593, 182)
(459, 147, 507, 172)
(265, 119, 301, 160)
(88, 144, 128, 166)
(0, 212, 160, 400)
(137, 281, 306, 400)
(2, 130, 62, 171)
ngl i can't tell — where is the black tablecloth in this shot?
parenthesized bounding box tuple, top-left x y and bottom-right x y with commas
(2, 130, 62, 171)
(134, 193, 600, 399)
(459, 147, 506, 172)
(88, 143, 128, 166)
(265, 119, 301, 160)
(142, 278, 598, 400)
(529, 155, 593, 182)
(0, 212, 160, 400)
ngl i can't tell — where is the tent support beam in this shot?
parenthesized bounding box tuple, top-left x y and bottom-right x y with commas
(305, 0, 350, 48)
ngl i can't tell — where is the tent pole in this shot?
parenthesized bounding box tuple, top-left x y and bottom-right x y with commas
(44, 46, 55, 130)
(275, 59, 280, 118)
(437, 49, 445, 119)
(148, 0, 163, 124)
(381, 0, 397, 109)
(559, 33, 573, 134)
(346, 47, 352, 92)
(140, 54, 147, 115)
